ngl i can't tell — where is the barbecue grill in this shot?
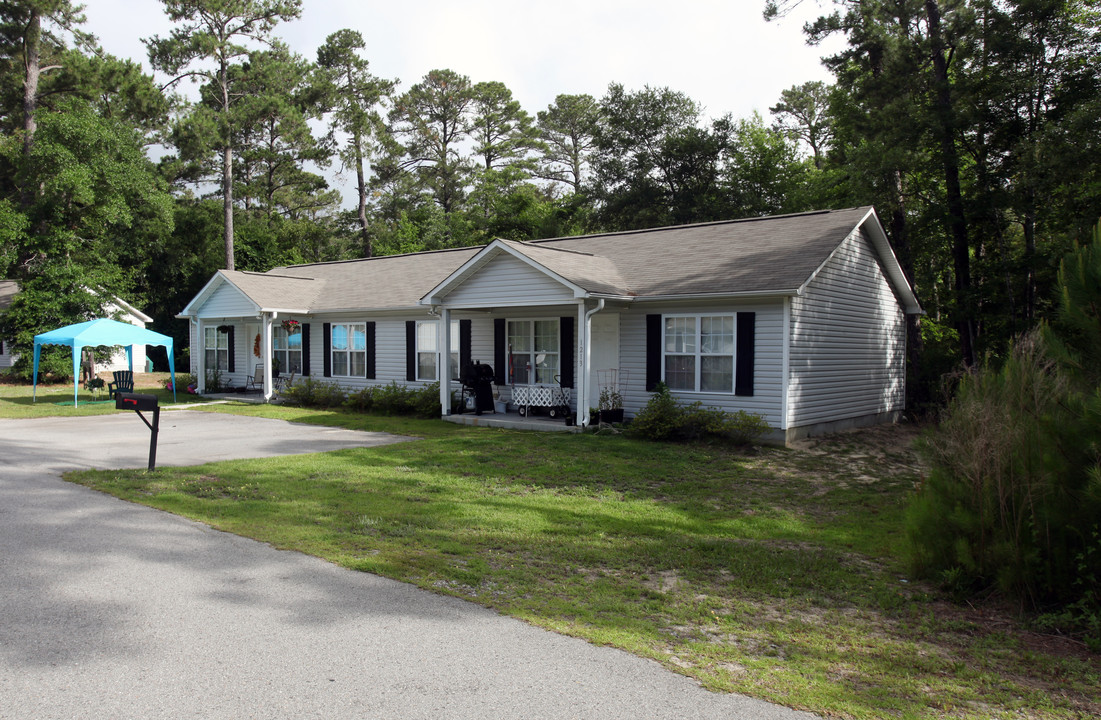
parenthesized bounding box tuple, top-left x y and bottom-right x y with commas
(459, 361, 496, 414)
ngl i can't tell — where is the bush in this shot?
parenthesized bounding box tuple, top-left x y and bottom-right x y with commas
(283, 379, 440, 418)
(906, 333, 1091, 602)
(371, 381, 441, 418)
(629, 382, 770, 445)
(164, 373, 196, 392)
(906, 226, 1101, 628)
(280, 377, 346, 408)
(344, 386, 375, 412)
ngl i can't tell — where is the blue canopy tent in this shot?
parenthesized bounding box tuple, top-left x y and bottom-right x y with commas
(33, 318, 176, 407)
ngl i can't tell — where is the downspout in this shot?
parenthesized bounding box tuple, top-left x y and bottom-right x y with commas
(579, 299, 605, 427)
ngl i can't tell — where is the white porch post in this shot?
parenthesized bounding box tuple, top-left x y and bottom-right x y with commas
(577, 301, 587, 427)
(262, 313, 274, 401)
(197, 319, 206, 394)
(439, 306, 451, 416)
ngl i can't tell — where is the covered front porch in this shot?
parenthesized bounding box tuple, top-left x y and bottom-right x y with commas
(422, 238, 632, 430)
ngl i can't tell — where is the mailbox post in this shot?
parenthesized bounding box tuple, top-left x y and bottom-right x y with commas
(116, 393, 161, 471)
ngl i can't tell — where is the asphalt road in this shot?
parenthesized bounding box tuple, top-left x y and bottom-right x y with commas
(0, 409, 819, 719)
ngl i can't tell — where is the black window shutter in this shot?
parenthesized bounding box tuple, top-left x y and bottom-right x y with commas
(322, 323, 331, 377)
(405, 320, 416, 381)
(227, 326, 235, 372)
(645, 314, 661, 391)
(459, 319, 472, 371)
(559, 316, 575, 388)
(735, 312, 755, 397)
(365, 322, 376, 379)
(493, 318, 506, 385)
(300, 324, 311, 376)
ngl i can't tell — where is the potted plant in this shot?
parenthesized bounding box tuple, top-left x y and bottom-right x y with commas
(272, 357, 281, 378)
(598, 387, 624, 424)
(281, 319, 301, 335)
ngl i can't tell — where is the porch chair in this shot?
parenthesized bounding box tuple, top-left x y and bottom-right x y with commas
(107, 370, 134, 399)
(245, 365, 263, 392)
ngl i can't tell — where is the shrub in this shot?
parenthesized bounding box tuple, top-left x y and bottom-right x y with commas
(629, 382, 769, 445)
(906, 227, 1101, 624)
(344, 386, 375, 412)
(370, 381, 440, 418)
(279, 377, 346, 408)
(164, 373, 196, 392)
(284, 379, 439, 418)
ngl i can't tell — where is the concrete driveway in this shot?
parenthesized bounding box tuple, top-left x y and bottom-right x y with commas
(0, 409, 819, 719)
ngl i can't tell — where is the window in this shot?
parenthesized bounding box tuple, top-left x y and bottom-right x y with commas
(273, 325, 302, 375)
(663, 314, 735, 392)
(331, 323, 366, 377)
(416, 321, 460, 381)
(204, 326, 230, 371)
(507, 319, 559, 385)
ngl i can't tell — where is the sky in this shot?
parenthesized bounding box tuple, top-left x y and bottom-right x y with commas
(80, 0, 844, 203)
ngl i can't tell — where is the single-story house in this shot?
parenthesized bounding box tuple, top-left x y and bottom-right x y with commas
(178, 206, 922, 443)
(0, 281, 154, 373)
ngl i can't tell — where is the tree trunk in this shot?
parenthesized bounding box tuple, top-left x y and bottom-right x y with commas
(20, 9, 43, 210)
(353, 129, 371, 258)
(925, 0, 975, 366)
(219, 55, 235, 271)
(223, 145, 235, 271)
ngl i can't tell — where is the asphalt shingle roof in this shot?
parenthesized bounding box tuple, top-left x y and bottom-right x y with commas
(525, 207, 874, 297)
(206, 207, 895, 312)
(272, 246, 482, 311)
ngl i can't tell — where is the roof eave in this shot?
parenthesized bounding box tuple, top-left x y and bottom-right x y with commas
(630, 289, 799, 303)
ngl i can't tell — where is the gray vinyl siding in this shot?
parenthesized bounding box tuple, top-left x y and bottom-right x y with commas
(788, 229, 906, 428)
(0, 341, 15, 368)
(619, 300, 786, 429)
(200, 283, 257, 318)
(444, 254, 575, 306)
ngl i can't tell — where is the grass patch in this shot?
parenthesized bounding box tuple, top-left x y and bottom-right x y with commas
(0, 377, 212, 418)
(15, 389, 1095, 719)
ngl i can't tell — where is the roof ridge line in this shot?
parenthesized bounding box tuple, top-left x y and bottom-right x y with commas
(281, 244, 481, 271)
(528, 207, 864, 246)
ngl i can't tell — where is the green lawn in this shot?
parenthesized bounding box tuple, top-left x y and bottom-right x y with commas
(0, 375, 208, 418)
(7, 389, 1098, 719)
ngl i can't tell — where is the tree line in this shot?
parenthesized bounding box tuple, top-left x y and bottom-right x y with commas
(0, 0, 1098, 400)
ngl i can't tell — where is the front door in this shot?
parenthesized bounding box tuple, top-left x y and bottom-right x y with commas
(245, 323, 262, 377)
(589, 312, 620, 409)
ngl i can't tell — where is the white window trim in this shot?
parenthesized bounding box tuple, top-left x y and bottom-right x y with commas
(507, 317, 561, 386)
(331, 322, 367, 378)
(204, 326, 230, 371)
(273, 325, 303, 375)
(661, 313, 737, 394)
(416, 320, 460, 382)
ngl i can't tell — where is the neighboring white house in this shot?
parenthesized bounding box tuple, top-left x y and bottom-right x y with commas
(177, 207, 922, 443)
(0, 280, 154, 373)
